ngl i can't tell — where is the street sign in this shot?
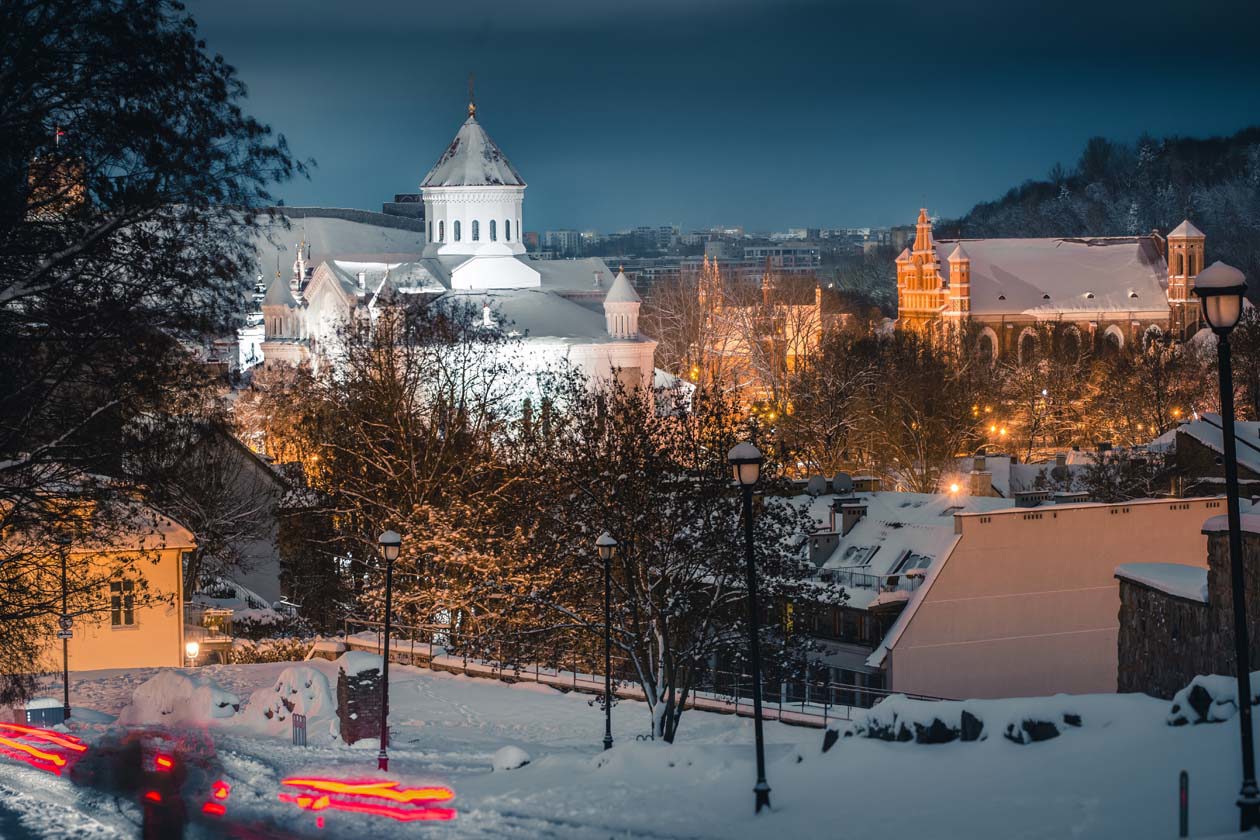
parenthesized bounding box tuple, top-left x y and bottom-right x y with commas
(58, 615, 72, 631)
(55, 630, 72, 640)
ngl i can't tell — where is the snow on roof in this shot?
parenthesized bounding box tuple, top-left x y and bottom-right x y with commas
(532, 257, 615, 292)
(251, 213, 425, 272)
(933, 236, 1169, 317)
(604, 271, 641, 304)
(262, 272, 297, 307)
(801, 490, 1014, 610)
(1168, 219, 1205, 239)
(948, 243, 969, 262)
(1115, 563, 1208, 603)
(326, 259, 448, 296)
(1176, 412, 1260, 476)
(421, 114, 525, 188)
(451, 288, 632, 344)
(335, 650, 383, 676)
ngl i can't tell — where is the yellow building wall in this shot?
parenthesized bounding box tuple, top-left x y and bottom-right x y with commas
(40, 545, 187, 672)
(888, 497, 1220, 699)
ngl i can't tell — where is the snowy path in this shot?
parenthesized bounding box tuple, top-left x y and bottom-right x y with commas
(1, 661, 1256, 838)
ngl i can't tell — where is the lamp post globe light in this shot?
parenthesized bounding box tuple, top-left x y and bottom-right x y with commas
(596, 531, 618, 751)
(184, 641, 200, 667)
(1195, 261, 1259, 830)
(727, 442, 771, 813)
(376, 529, 402, 772)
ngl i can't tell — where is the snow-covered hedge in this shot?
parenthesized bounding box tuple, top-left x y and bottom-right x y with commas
(1168, 672, 1260, 726)
(229, 637, 315, 664)
(117, 671, 240, 726)
(841, 694, 1088, 746)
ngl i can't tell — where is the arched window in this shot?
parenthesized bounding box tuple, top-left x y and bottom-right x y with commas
(505, 219, 511, 241)
(453, 220, 461, 242)
(438, 220, 444, 242)
(490, 220, 497, 242)
(472, 220, 480, 241)
(1018, 328, 1038, 365)
(1060, 326, 1082, 360)
(1102, 325, 1124, 355)
(427, 221, 432, 242)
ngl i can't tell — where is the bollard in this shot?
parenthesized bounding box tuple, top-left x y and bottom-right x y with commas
(1179, 769, 1188, 838)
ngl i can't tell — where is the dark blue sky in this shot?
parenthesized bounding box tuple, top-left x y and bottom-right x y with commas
(188, 0, 1260, 232)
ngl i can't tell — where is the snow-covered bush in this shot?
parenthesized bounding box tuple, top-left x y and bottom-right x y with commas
(228, 637, 314, 664)
(240, 665, 334, 735)
(1168, 672, 1260, 726)
(844, 694, 1086, 745)
(117, 671, 239, 726)
(493, 745, 531, 771)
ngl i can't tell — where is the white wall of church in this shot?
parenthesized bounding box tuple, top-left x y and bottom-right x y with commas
(423, 186, 526, 258)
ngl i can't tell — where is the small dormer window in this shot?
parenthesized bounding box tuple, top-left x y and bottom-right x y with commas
(1086, 292, 1095, 299)
(1042, 294, 1050, 300)
(1129, 291, 1138, 299)
(998, 294, 1006, 300)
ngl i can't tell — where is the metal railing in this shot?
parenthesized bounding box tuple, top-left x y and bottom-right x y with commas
(333, 617, 948, 730)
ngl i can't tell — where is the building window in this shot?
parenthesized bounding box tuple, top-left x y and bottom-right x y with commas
(472, 220, 479, 241)
(438, 220, 444, 242)
(427, 221, 432, 242)
(110, 580, 135, 627)
(490, 220, 497, 242)
(453, 220, 461, 242)
(505, 219, 511, 241)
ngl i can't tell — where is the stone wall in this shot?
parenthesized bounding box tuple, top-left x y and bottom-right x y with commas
(1116, 580, 1211, 698)
(1119, 530, 1260, 698)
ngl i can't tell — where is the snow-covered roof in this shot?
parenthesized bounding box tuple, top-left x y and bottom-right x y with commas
(933, 236, 1169, 317)
(262, 273, 297, 307)
(604, 271, 641, 304)
(1168, 219, 1205, 239)
(251, 212, 426, 272)
(948, 243, 969, 262)
(421, 113, 525, 188)
(1175, 413, 1260, 476)
(533, 257, 615, 293)
(801, 490, 1014, 610)
(1115, 562, 1208, 603)
(326, 259, 448, 296)
(1203, 512, 1260, 536)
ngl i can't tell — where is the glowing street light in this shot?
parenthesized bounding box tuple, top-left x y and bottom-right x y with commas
(185, 641, 200, 667)
(1194, 260, 1258, 831)
(727, 442, 771, 814)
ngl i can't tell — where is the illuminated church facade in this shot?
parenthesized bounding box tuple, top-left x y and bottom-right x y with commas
(895, 209, 1205, 361)
(259, 101, 657, 387)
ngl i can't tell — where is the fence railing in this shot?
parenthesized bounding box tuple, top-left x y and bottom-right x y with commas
(334, 617, 948, 730)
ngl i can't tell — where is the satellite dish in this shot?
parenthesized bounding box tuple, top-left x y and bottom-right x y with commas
(805, 475, 828, 497)
(831, 472, 853, 494)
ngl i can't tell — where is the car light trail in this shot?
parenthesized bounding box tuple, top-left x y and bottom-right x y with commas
(278, 777, 457, 823)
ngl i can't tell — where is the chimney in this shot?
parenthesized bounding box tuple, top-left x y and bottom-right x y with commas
(356, 270, 367, 290)
(838, 499, 867, 536)
(1055, 452, 1067, 468)
(809, 531, 840, 567)
(969, 468, 992, 497)
(973, 454, 986, 473)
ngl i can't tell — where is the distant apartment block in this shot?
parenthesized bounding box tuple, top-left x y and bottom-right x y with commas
(544, 229, 581, 256)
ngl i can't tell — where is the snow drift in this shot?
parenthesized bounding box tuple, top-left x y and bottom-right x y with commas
(240, 665, 334, 735)
(117, 671, 240, 726)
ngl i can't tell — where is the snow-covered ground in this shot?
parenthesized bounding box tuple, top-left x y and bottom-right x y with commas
(3, 659, 1257, 838)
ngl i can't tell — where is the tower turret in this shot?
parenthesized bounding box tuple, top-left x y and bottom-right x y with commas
(947, 243, 971, 317)
(604, 270, 641, 339)
(1166, 219, 1205, 335)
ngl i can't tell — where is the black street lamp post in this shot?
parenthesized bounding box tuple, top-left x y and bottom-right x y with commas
(57, 534, 71, 722)
(377, 530, 402, 772)
(1195, 260, 1260, 831)
(728, 442, 770, 814)
(596, 531, 618, 751)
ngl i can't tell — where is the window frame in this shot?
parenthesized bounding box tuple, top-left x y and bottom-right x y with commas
(110, 579, 136, 628)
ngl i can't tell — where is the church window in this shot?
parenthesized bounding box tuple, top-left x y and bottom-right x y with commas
(505, 219, 511, 241)
(453, 220, 461, 242)
(439, 220, 444, 242)
(490, 220, 497, 242)
(472, 220, 480, 241)
(1174, 253, 1183, 275)
(427, 221, 432, 241)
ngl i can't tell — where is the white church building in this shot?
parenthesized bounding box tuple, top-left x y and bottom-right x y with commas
(259, 100, 657, 387)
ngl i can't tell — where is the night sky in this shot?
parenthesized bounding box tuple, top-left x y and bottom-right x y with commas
(187, 0, 1260, 233)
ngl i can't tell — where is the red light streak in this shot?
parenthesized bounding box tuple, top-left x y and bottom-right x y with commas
(202, 801, 226, 817)
(0, 735, 68, 774)
(278, 777, 457, 823)
(211, 780, 230, 800)
(143, 790, 162, 803)
(280, 778, 454, 804)
(0, 723, 87, 753)
(278, 792, 456, 822)
(154, 754, 174, 771)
